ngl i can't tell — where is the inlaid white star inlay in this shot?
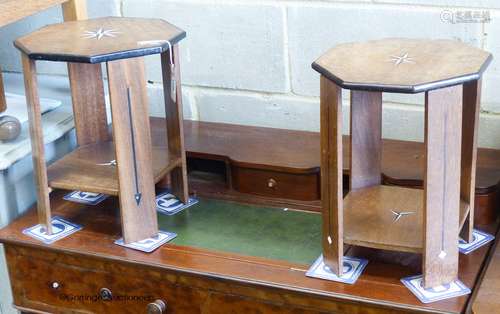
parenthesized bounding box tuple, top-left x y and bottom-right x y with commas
(96, 160, 117, 166)
(83, 28, 120, 40)
(391, 210, 414, 222)
(389, 52, 415, 66)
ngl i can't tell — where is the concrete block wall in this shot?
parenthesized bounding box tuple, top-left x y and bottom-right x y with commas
(2, 0, 500, 146)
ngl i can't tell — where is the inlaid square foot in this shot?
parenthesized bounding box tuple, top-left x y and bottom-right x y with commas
(459, 229, 495, 255)
(156, 190, 198, 216)
(306, 255, 368, 284)
(401, 275, 470, 303)
(114, 231, 177, 253)
(63, 190, 108, 205)
(22, 217, 82, 244)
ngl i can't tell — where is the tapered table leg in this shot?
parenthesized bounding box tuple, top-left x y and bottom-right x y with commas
(21, 54, 52, 234)
(423, 84, 463, 288)
(460, 80, 481, 243)
(350, 91, 383, 190)
(161, 44, 189, 204)
(68, 63, 109, 146)
(320, 76, 344, 275)
(107, 57, 158, 244)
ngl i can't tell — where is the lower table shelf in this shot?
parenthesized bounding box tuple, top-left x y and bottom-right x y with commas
(344, 185, 470, 253)
(47, 141, 182, 195)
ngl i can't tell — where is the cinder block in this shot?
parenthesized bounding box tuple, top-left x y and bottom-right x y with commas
(478, 113, 500, 148)
(194, 87, 421, 139)
(147, 82, 196, 120)
(195, 89, 321, 131)
(123, 0, 289, 93)
(287, 3, 483, 100)
(483, 11, 500, 112)
(0, 0, 120, 74)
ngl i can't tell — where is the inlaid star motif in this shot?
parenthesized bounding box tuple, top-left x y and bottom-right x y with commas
(389, 52, 415, 66)
(391, 210, 414, 222)
(96, 159, 117, 166)
(83, 28, 120, 40)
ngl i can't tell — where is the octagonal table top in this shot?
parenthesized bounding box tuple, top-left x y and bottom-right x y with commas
(14, 17, 186, 63)
(312, 38, 492, 93)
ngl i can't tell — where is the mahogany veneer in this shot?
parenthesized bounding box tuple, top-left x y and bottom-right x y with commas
(48, 141, 182, 195)
(179, 119, 500, 225)
(0, 191, 498, 314)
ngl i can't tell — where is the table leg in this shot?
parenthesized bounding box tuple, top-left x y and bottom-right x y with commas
(350, 91, 382, 190)
(161, 44, 189, 204)
(320, 76, 344, 275)
(68, 63, 109, 146)
(107, 57, 158, 244)
(423, 84, 463, 288)
(22, 54, 52, 234)
(460, 80, 481, 243)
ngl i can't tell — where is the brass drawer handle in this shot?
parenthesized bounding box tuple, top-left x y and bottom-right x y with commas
(100, 288, 113, 301)
(147, 299, 167, 314)
(267, 178, 277, 189)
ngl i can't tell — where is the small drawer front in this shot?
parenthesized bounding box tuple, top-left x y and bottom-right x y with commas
(6, 246, 334, 314)
(231, 166, 320, 201)
(7, 246, 206, 314)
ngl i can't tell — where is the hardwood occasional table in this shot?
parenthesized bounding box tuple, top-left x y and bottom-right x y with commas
(313, 38, 492, 288)
(14, 17, 189, 243)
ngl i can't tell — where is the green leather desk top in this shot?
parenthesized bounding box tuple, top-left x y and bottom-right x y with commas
(159, 198, 322, 265)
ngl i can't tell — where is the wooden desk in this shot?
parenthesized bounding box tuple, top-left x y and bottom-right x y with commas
(472, 230, 500, 313)
(0, 190, 497, 314)
(1, 120, 499, 313)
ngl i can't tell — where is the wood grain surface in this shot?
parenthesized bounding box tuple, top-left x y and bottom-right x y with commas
(0, 0, 68, 26)
(313, 38, 492, 93)
(320, 76, 344, 275)
(107, 57, 157, 243)
(47, 139, 181, 195)
(21, 54, 52, 234)
(460, 80, 482, 242)
(350, 90, 383, 189)
(472, 230, 500, 314)
(67, 62, 109, 146)
(423, 85, 463, 288)
(61, 0, 86, 21)
(0, 190, 497, 314)
(161, 45, 189, 203)
(344, 185, 469, 253)
(15, 17, 186, 63)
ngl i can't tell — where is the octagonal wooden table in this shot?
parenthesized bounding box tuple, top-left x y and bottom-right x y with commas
(313, 38, 492, 288)
(16, 17, 188, 244)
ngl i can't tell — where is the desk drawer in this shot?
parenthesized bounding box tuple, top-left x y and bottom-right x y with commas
(231, 166, 320, 201)
(7, 246, 330, 314)
(7, 247, 206, 314)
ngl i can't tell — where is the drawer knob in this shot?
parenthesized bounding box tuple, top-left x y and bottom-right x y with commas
(100, 288, 113, 301)
(51, 282, 60, 289)
(267, 178, 277, 189)
(147, 300, 167, 314)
